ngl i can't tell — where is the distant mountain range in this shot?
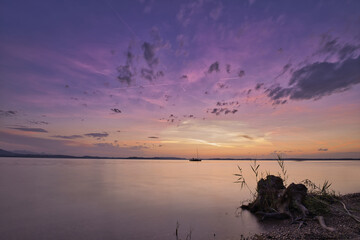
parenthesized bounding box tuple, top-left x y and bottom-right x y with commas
(0, 149, 359, 160)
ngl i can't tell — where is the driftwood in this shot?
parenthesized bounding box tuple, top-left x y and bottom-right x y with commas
(315, 216, 335, 232)
(241, 175, 308, 221)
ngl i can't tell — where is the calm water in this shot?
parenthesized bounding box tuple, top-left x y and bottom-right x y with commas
(0, 158, 359, 240)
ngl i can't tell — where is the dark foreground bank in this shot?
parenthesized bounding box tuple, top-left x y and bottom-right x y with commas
(248, 193, 360, 240)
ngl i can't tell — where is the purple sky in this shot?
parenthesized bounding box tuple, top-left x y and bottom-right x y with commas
(0, 0, 360, 158)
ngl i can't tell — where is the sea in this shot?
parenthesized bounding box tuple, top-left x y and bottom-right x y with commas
(0, 158, 359, 240)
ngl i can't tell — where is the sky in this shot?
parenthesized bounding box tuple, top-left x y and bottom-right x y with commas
(0, 0, 360, 158)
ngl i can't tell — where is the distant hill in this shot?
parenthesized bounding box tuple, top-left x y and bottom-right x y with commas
(0, 149, 21, 157)
(0, 149, 80, 158)
(0, 149, 185, 160)
(0, 149, 358, 160)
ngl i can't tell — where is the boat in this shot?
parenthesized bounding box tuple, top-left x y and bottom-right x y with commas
(189, 158, 202, 161)
(189, 148, 202, 161)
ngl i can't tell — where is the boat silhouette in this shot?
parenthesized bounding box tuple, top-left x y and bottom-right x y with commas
(189, 148, 202, 161)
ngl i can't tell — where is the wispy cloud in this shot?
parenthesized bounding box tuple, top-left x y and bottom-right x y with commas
(28, 120, 49, 125)
(315, 34, 360, 60)
(117, 45, 136, 85)
(0, 110, 17, 117)
(239, 134, 253, 140)
(52, 135, 84, 139)
(9, 127, 48, 133)
(84, 132, 109, 138)
(142, 42, 158, 68)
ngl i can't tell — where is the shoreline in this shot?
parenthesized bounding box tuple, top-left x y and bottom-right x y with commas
(248, 192, 360, 239)
(1, 156, 360, 161)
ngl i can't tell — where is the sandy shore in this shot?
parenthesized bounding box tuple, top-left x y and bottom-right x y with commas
(248, 193, 360, 240)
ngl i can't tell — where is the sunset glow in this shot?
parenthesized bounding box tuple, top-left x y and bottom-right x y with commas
(1, 0, 359, 158)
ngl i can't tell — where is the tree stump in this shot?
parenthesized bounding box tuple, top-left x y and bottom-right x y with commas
(241, 175, 308, 221)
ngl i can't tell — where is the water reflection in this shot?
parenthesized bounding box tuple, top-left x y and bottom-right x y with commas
(0, 158, 359, 239)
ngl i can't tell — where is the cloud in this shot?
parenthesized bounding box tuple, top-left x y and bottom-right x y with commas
(139, 68, 164, 82)
(208, 61, 220, 73)
(216, 100, 240, 107)
(94, 143, 149, 151)
(175, 34, 189, 57)
(117, 45, 136, 85)
(265, 56, 360, 103)
(274, 63, 291, 79)
(0, 110, 17, 117)
(149, 27, 170, 50)
(129, 145, 149, 150)
(239, 134, 253, 140)
(117, 65, 134, 85)
(84, 132, 109, 138)
(316, 34, 360, 60)
(156, 71, 164, 77)
(162, 114, 180, 124)
(148, 136, 159, 139)
(318, 148, 328, 151)
(141, 68, 154, 81)
(93, 143, 116, 148)
(164, 94, 171, 101)
(255, 83, 264, 90)
(9, 127, 48, 133)
(142, 42, 158, 68)
(265, 35, 360, 104)
(208, 108, 238, 115)
(0, 131, 147, 157)
(226, 64, 231, 73)
(0, 131, 73, 153)
(117, 33, 164, 85)
(28, 120, 49, 125)
(217, 83, 228, 89)
(125, 45, 135, 66)
(238, 70, 245, 78)
(111, 108, 122, 113)
(52, 135, 84, 139)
